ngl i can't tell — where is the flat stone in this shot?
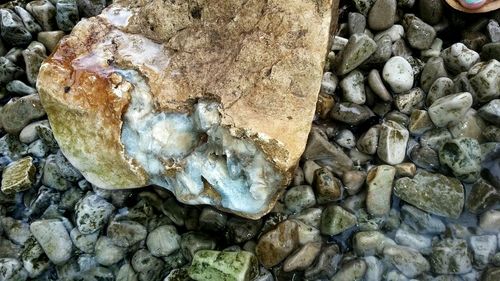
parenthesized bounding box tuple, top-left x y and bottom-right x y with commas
(1, 156, 35, 194)
(107, 220, 147, 248)
(320, 205, 357, 236)
(368, 69, 392, 102)
(366, 165, 396, 216)
(430, 239, 472, 274)
(377, 120, 409, 165)
(439, 137, 482, 183)
(336, 33, 377, 75)
(36, 0, 337, 220)
(255, 220, 298, 268)
(394, 227, 432, 253)
(30, 219, 73, 265)
(188, 250, 258, 281)
(368, 0, 396, 31)
(428, 92, 473, 127)
(394, 171, 464, 218)
(382, 56, 414, 93)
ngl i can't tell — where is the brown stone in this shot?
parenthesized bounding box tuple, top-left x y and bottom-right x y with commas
(36, 0, 338, 219)
(255, 220, 299, 268)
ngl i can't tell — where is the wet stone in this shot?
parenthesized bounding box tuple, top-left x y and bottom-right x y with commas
(0, 9, 32, 46)
(382, 56, 414, 93)
(481, 42, 500, 61)
(180, 232, 216, 262)
(368, 0, 396, 31)
(95, 236, 125, 266)
(330, 259, 367, 281)
(56, 0, 80, 31)
(470, 235, 497, 269)
(418, 0, 442, 25)
(188, 250, 258, 281)
(366, 165, 395, 217)
(479, 210, 500, 232)
(0, 258, 28, 281)
(348, 12, 366, 35)
(410, 144, 440, 171)
(409, 110, 434, 135)
(469, 59, 500, 103)
(42, 154, 71, 191)
(420, 56, 448, 92)
(30, 219, 73, 265)
(107, 220, 147, 248)
(226, 217, 262, 244)
(313, 168, 342, 204)
(383, 245, 430, 278)
(374, 24, 404, 42)
(340, 70, 366, 104)
(402, 14, 436, 50)
(342, 170, 366, 195)
(448, 108, 486, 140)
(441, 43, 480, 74)
(336, 33, 377, 75)
(1, 156, 35, 194)
(0, 56, 24, 84)
(478, 99, 500, 126)
(487, 20, 500, 43)
(70, 227, 99, 254)
(146, 224, 180, 257)
(20, 237, 50, 278)
(320, 205, 357, 236)
(394, 227, 432, 253)
(394, 87, 425, 114)
(428, 92, 473, 127)
(330, 102, 372, 125)
(430, 239, 472, 275)
(13, 6, 42, 34)
(394, 171, 464, 218)
(75, 194, 115, 234)
(0, 94, 46, 135)
(6, 80, 37, 96)
(37, 30, 65, 53)
(304, 244, 342, 280)
(1, 216, 30, 245)
(466, 179, 499, 214)
(284, 185, 316, 213)
(23, 41, 47, 86)
(439, 137, 482, 183)
(420, 128, 453, 151)
(283, 242, 321, 272)
(199, 207, 227, 232)
(377, 120, 409, 165)
(255, 220, 298, 268)
(26, 0, 57, 31)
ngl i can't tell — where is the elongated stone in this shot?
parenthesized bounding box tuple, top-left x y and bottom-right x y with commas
(428, 92, 473, 127)
(188, 250, 258, 281)
(377, 120, 409, 165)
(36, 0, 338, 219)
(366, 165, 396, 216)
(336, 33, 377, 75)
(394, 171, 464, 218)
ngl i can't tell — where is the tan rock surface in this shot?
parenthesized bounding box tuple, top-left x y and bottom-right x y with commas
(37, 0, 338, 218)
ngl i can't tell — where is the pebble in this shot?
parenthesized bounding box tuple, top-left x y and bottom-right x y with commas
(470, 235, 497, 268)
(394, 227, 432, 253)
(330, 102, 372, 125)
(1, 217, 30, 245)
(313, 168, 342, 204)
(56, 0, 80, 31)
(198, 207, 227, 232)
(418, 0, 443, 25)
(368, 0, 396, 31)
(283, 242, 321, 272)
(409, 109, 434, 135)
(255, 220, 298, 268)
(487, 20, 500, 43)
(383, 245, 430, 278)
(366, 165, 396, 216)
(336, 33, 377, 75)
(382, 56, 414, 93)
(402, 14, 436, 50)
(284, 185, 316, 213)
(320, 205, 357, 235)
(428, 92, 473, 127)
(394, 171, 464, 218)
(340, 70, 366, 104)
(30, 219, 73, 265)
(421, 38, 443, 60)
(13, 6, 42, 34)
(226, 217, 262, 244)
(188, 250, 258, 281)
(107, 220, 147, 248)
(23, 41, 47, 85)
(0, 56, 24, 84)
(368, 69, 391, 101)
(304, 244, 342, 279)
(116, 263, 138, 281)
(420, 56, 448, 92)
(1, 156, 35, 194)
(348, 12, 366, 35)
(76, 0, 107, 17)
(330, 259, 367, 281)
(0, 258, 28, 281)
(441, 43, 480, 74)
(393, 87, 425, 114)
(42, 154, 71, 191)
(6, 80, 37, 96)
(146, 225, 181, 257)
(0, 9, 32, 46)
(131, 249, 164, 281)
(400, 204, 445, 234)
(69, 227, 99, 254)
(377, 120, 409, 165)
(21, 237, 49, 278)
(430, 239, 472, 274)
(95, 236, 125, 266)
(0, 94, 46, 135)
(479, 210, 500, 232)
(363, 256, 383, 281)
(448, 108, 485, 140)
(180, 232, 216, 261)
(37, 30, 65, 52)
(75, 194, 115, 234)
(439, 137, 481, 183)
(478, 99, 500, 125)
(469, 59, 500, 102)
(320, 72, 338, 95)
(373, 24, 404, 42)
(26, 0, 57, 31)
(426, 77, 454, 106)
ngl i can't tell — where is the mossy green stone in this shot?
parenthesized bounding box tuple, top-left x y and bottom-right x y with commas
(320, 205, 357, 235)
(394, 171, 464, 218)
(188, 250, 258, 281)
(1, 156, 35, 194)
(439, 137, 482, 183)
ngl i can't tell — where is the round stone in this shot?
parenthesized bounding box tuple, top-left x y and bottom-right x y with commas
(147, 225, 181, 257)
(382, 56, 414, 93)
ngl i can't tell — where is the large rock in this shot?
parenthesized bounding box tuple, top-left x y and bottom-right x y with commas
(36, 0, 338, 219)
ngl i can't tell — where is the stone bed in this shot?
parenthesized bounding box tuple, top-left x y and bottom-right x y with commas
(0, 0, 499, 281)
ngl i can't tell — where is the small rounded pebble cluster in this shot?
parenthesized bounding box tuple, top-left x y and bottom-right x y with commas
(0, 0, 499, 281)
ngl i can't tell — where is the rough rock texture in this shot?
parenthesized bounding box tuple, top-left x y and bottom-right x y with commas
(36, 0, 338, 219)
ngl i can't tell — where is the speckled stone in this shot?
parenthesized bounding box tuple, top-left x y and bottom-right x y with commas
(377, 120, 409, 165)
(430, 239, 472, 274)
(402, 14, 436, 50)
(320, 205, 357, 236)
(420, 57, 448, 92)
(439, 137, 482, 183)
(1, 156, 35, 194)
(469, 59, 500, 103)
(428, 92, 473, 127)
(394, 171, 464, 218)
(75, 194, 115, 234)
(382, 56, 414, 93)
(188, 250, 258, 281)
(441, 43, 480, 74)
(426, 77, 454, 106)
(336, 33, 377, 75)
(366, 165, 396, 216)
(0, 9, 32, 46)
(255, 220, 298, 268)
(383, 245, 430, 278)
(30, 219, 73, 265)
(313, 168, 342, 204)
(340, 70, 366, 104)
